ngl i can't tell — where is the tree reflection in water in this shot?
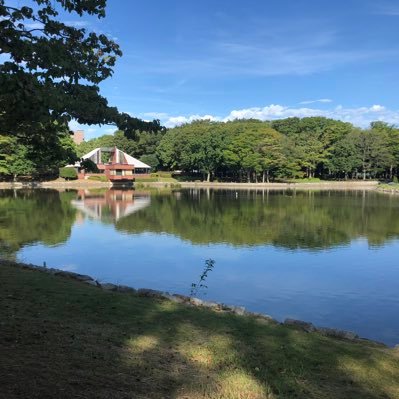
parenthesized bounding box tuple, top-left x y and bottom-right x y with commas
(1, 188, 399, 260)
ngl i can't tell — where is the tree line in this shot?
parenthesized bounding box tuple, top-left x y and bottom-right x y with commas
(2, 116, 399, 182)
(156, 118, 399, 182)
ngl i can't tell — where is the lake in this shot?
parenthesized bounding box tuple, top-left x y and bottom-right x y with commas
(1, 187, 398, 346)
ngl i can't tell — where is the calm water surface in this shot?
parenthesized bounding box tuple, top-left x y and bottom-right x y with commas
(1, 188, 398, 346)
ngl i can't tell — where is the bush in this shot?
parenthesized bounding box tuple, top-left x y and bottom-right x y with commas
(88, 175, 108, 182)
(80, 158, 99, 173)
(59, 167, 78, 180)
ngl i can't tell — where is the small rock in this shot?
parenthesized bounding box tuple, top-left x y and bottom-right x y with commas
(83, 280, 98, 287)
(137, 288, 163, 298)
(229, 306, 246, 316)
(115, 285, 136, 293)
(248, 312, 277, 323)
(233, 306, 246, 315)
(317, 327, 358, 340)
(101, 283, 118, 291)
(173, 294, 191, 303)
(201, 301, 220, 310)
(54, 270, 93, 282)
(161, 293, 185, 303)
(35, 266, 49, 273)
(190, 297, 204, 306)
(284, 318, 316, 333)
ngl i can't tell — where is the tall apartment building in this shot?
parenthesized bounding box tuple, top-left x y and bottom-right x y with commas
(73, 130, 85, 145)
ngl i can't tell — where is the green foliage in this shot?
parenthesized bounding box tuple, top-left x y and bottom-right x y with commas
(190, 258, 216, 297)
(156, 118, 399, 182)
(80, 158, 99, 173)
(0, 0, 160, 142)
(140, 154, 159, 170)
(151, 171, 172, 178)
(59, 167, 77, 180)
(0, 136, 35, 179)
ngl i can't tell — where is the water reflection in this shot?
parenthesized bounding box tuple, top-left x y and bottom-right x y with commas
(1, 188, 399, 256)
(116, 189, 399, 250)
(71, 189, 150, 222)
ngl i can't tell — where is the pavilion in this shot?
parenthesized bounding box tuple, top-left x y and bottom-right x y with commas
(76, 147, 151, 182)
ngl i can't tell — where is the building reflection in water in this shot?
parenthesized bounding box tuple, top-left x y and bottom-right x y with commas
(71, 189, 151, 222)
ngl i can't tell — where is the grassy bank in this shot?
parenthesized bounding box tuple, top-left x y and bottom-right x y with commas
(377, 183, 399, 194)
(1, 264, 398, 399)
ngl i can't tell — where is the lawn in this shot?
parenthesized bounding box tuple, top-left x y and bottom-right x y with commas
(1, 263, 398, 399)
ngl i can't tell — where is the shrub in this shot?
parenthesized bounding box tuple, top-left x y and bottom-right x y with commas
(59, 167, 78, 180)
(80, 158, 99, 173)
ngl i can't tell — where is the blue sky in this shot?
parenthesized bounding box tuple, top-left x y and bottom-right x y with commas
(26, 0, 399, 137)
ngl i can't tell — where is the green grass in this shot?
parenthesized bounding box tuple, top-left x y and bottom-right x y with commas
(286, 177, 322, 183)
(87, 175, 109, 182)
(135, 177, 178, 183)
(1, 263, 399, 399)
(378, 183, 399, 192)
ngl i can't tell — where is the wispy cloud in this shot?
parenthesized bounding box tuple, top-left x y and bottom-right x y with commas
(299, 99, 333, 105)
(127, 18, 397, 78)
(139, 46, 392, 78)
(372, 3, 399, 16)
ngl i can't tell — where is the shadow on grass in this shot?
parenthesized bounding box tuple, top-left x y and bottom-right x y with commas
(0, 265, 398, 398)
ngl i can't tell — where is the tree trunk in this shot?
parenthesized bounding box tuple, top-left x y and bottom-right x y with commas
(262, 171, 265, 183)
(206, 171, 210, 182)
(247, 170, 251, 183)
(266, 170, 270, 183)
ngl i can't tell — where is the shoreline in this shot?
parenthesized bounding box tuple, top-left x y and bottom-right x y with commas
(0, 179, 380, 190)
(1, 258, 394, 348)
(178, 180, 379, 190)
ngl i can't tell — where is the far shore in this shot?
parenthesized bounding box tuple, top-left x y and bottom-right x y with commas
(0, 179, 384, 191)
(176, 180, 379, 190)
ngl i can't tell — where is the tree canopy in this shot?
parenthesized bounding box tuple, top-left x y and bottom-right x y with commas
(156, 118, 399, 182)
(0, 0, 161, 140)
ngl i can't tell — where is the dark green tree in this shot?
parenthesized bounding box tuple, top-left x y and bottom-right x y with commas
(0, 0, 160, 141)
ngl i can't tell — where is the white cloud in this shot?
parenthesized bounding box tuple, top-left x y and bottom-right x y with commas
(64, 20, 90, 28)
(299, 98, 333, 105)
(164, 114, 218, 128)
(24, 22, 44, 30)
(148, 104, 399, 129)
